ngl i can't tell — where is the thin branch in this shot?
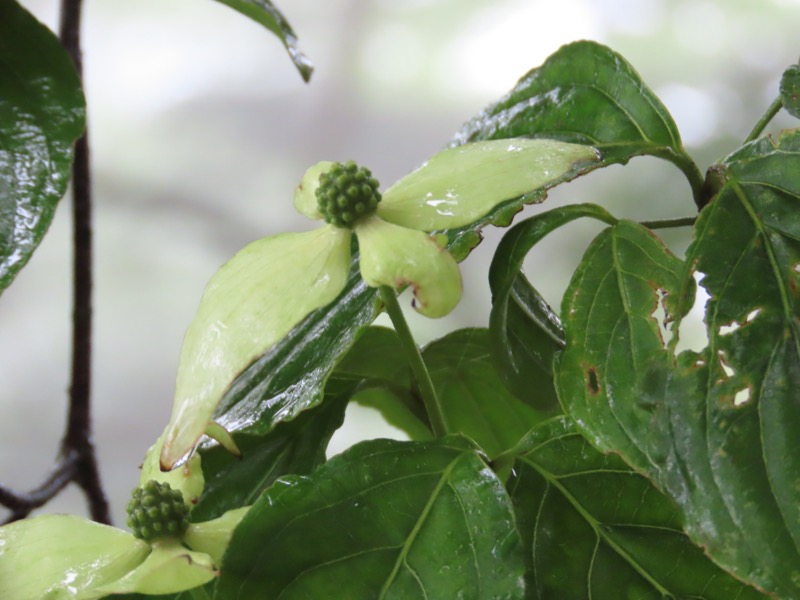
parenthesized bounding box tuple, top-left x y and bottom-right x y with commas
(1, 0, 110, 524)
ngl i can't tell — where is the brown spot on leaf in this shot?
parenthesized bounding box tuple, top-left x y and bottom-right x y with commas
(586, 367, 600, 395)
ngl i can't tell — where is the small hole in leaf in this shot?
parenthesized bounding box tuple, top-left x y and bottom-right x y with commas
(734, 387, 752, 406)
(651, 288, 673, 349)
(745, 308, 761, 323)
(718, 320, 740, 336)
(587, 367, 600, 395)
(718, 351, 735, 378)
(675, 270, 710, 354)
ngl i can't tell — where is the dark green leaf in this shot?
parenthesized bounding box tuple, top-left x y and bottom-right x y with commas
(488, 204, 618, 409)
(212, 0, 312, 81)
(557, 133, 800, 599)
(780, 64, 800, 119)
(217, 437, 525, 599)
(455, 40, 685, 165)
(508, 417, 768, 599)
(422, 328, 545, 457)
(193, 392, 348, 521)
(352, 387, 432, 441)
(0, 1, 84, 294)
(212, 264, 379, 436)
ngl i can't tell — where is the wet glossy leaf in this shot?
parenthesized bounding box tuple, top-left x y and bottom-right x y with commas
(455, 40, 685, 165)
(193, 392, 348, 522)
(217, 437, 525, 599)
(212, 0, 313, 82)
(422, 328, 545, 457)
(508, 417, 768, 599)
(211, 260, 379, 436)
(488, 204, 617, 409)
(557, 134, 800, 598)
(0, 1, 84, 294)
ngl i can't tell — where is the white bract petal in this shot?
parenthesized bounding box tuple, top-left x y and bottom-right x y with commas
(161, 225, 352, 470)
(379, 139, 599, 231)
(95, 539, 216, 596)
(184, 506, 250, 565)
(355, 216, 461, 318)
(0, 514, 149, 600)
(293, 161, 333, 219)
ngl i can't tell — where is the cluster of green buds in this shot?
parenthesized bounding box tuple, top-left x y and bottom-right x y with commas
(126, 480, 189, 542)
(316, 160, 382, 228)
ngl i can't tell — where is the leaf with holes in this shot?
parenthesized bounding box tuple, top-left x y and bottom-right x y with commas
(0, 1, 85, 294)
(216, 437, 525, 599)
(507, 417, 768, 599)
(557, 133, 800, 598)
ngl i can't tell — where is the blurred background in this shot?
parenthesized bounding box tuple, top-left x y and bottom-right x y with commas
(5, 0, 799, 524)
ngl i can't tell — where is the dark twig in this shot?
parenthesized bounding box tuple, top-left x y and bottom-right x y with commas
(0, 0, 110, 524)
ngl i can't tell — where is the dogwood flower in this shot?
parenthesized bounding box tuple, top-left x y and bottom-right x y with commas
(159, 138, 599, 470)
(0, 436, 248, 599)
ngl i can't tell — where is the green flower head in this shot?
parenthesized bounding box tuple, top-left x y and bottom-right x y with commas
(0, 437, 249, 599)
(159, 138, 599, 470)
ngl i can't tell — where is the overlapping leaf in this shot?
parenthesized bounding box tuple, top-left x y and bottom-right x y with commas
(193, 392, 348, 522)
(455, 41, 688, 165)
(212, 0, 313, 81)
(557, 133, 800, 597)
(422, 328, 545, 457)
(508, 417, 767, 599)
(217, 437, 525, 599)
(488, 204, 617, 409)
(0, 1, 85, 294)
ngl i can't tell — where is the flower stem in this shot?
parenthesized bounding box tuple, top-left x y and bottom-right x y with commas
(379, 286, 448, 438)
(744, 96, 783, 143)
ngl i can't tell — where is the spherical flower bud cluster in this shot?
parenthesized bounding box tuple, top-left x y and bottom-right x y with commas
(316, 160, 381, 228)
(126, 480, 189, 542)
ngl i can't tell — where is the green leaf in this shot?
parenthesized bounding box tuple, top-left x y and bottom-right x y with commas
(328, 326, 431, 439)
(211, 0, 312, 82)
(507, 417, 769, 599)
(217, 437, 525, 599)
(488, 204, 618, 409)
(557, 132, 800, 600)
(0, 1, 85, 294)
(193, 392, 348, 522)
(780, 64, 800, 119)
(422, 328, 546, 457)
(455, 40, 684, 164)
(212, 261, 379, 436)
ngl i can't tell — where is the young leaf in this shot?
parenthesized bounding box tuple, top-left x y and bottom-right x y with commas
(211, 0, 313, 81)
(488, 204, 617, 409)
(217, 437, 525, 599)
(508, 417, 769, 599)
(557, 131, 800, 600)
(422, 328, 546, 457)
(780, 63, 800, 119)
(0, 1, 85, 294)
